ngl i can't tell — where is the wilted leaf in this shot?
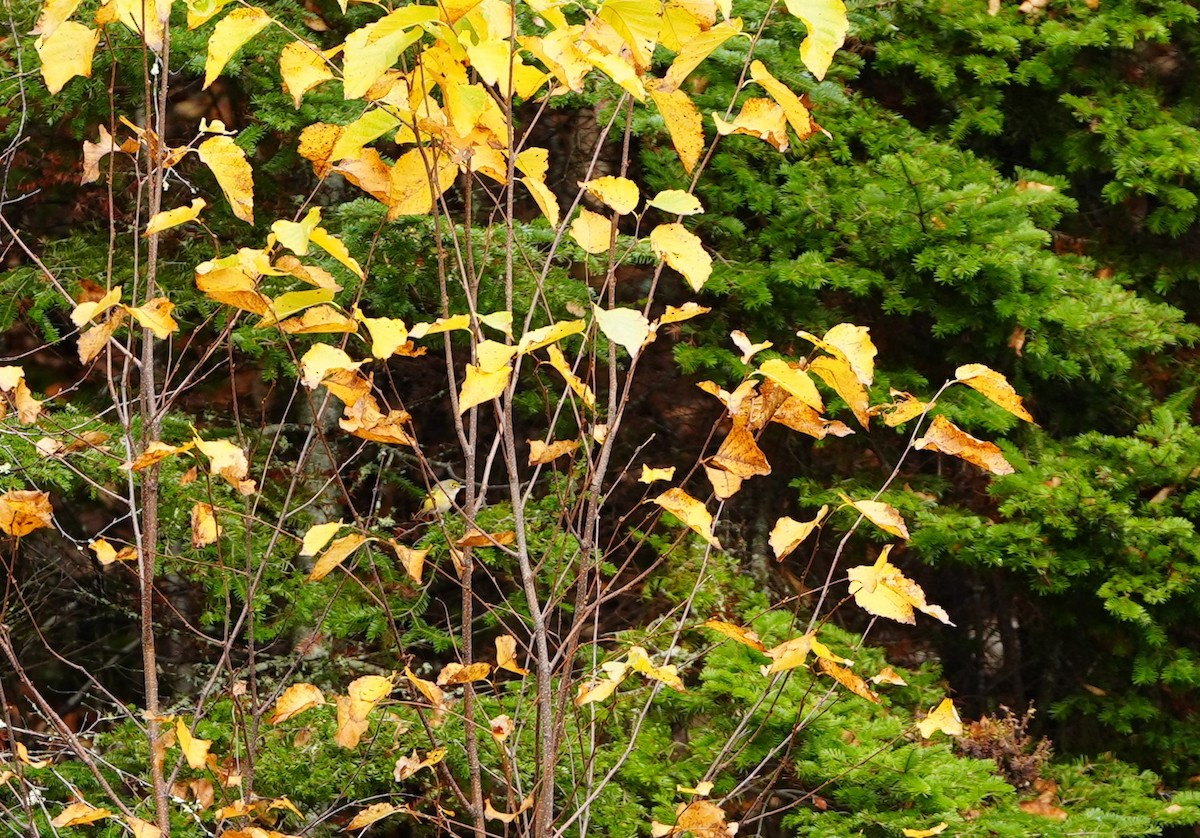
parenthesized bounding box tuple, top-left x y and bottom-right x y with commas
(710, 420, 771, 479)
(915, 414, 1014, 475)
(334, 695, 370, 749)
(648, 82, 704, 174)
(277, 306, 358, 334)
(654, 488, 720, 548)
(123, 440, 193, 472)
(955, 364, 1034, 423)
(871, 666, 908, 686)
(847, 545, 952, 625)
(818, 658, 880, 703)
(455, 529, 516, 548)
(575, 661, 628, 706)
(658, 302, 711, 325)
(387, 540, 428, 583)
(529, 439, 580, 465)
(89, 538, 137, 565)
(126, 816, 162, 838)
(345, 802, 405, 830)
(651, 799, 731, 837)
(393, 747, 446, 781)
(517, 319, 586, 354)
(307, 533, 369, 582)
(764, 632, 848, 673)
(484, 795, 533, 824)
(1020, 799, 1068, 820)
(50, 802, 111, 828)
(145, 198, 206, 235)
(495, 635, 529, 675)
(545, 345, 596, 408)
(782, 0, 848, 80)
(489, 714, 514, 741)
(731, 330, 772, 364)
(194, 436, 254, 494)
(769, 505, 828, 561)
(340, 396, 414, 446)
(36, 21, 99, 95)
(809, 354, 870, 427)
(593, 305, 653, 357)
(404, 667, 445, 709)
(190, 502, 220, 548)
(650, 223, 712, 292)
(0, 491, 53, 537)
(81, 124, 119, 184)
(640, 465, 676, 483)
(437, 662, 492, 685)
(869, 390, 930, 427)
(176, 718, 212, 770)
(71, 285, 122, 327)
(916, 698, 963, 738)
(270, 683, 325, 724)
(839, 494, 909, 539)
(702, 619, 765, 652)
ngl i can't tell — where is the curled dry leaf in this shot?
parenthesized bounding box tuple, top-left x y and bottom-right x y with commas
(190, 502, 221, 548)
(345, 802, 405, 831)
(387, 539, 428, 583)
(701, 619, 766, 652)
(495, 635, 529, 675)
(306, 533, 369, 581)
(50, 801, 111, 828)
(455, 529, 516, 548)
(0, 490, 54, 537)
(955, 363, 1034, 423)
(651, 799, 733, 838)
(528, 438, 580, 465)
(404, 667, 445, 710)
(769, 505, 828, 561)
(334, 694, 370, 749)
(194, 436, 255, 494)
(90, 538, 137, 565)
(847, 545, 952, 626)
(704, 466, 743, 500)
(839, 493, 910, 539)
(818, 658, 880, 703)
(627, 646, 685, 691)
(489, 714, 514, 741)
(915, 414, 1015, 475)
(436, 662, 492, 685)
(340, 396, 414, 446)
(710, 420, 771, 479)
(764, 632, 849, 674)
(393, 747, 446, 781)
(871, 666, 908, 686)
(640, 465, 676, 484)
(484, 795, 533, 824)
(809, 354, 870, 428)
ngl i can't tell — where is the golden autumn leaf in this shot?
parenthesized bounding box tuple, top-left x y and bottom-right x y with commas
(593, 305, 653, 357)
(869, 389, 930, 427)
(394, 747, 447, 782)
(662, 20, 742, 90)
(299, 344, 362, 388)
(955, 363, 1035, 423)
(388, 148, 457, 220)
(648, 82, 704, 174)
(51, 802, 111, 828)
(195, 268, 271, 315)
(902, 823, 949, 837)
(757, 359, 824, 412)
(145, 198, 206, 235)
(598, 0, 660, 69)
(769, 505, 828, 560)
(545, 344, 596, 408)
(654, 487, 720, 548)
(627, 646, 685, 691)
(839, 494, 909, 539)
(809, 354, 870, 428)
(194, 436, 255, 494)
(704, 465, 743, 500)
(123, 440, 193, 472)
(334, 695, 370, 749)
(277, 306, 357, 334)
(387, 539, 428, 583)
(459, 362, 513, 413)
(437, 662, 492, 685)
(409, 313, 472, 340)
(701, 619, 766, 652)
(347, 674, 393, 720)
(818, 658, 880, 703)
(583, 175, 640, 215)
(1020, 799, 1069, 821)
(339, 396, 415, 446)
(33, 0, 83, 38)
(0, 490, 53, 537)
(485, 795, 534, 825)
(847, 545, 953, 626)
(89, 538, 136, 565)
(190, 502, 221, 548)
(495, 635, 529, 675)
(36, 21, 99, 95)
(915, 414, 1015, 475)
(570, 208, 615, 254)
(522, 176, 561, 227)
(518, 319, 586, 354)
(710, 420, 771, 479)
(404, 666, 445, 709)
(489, 714, 515, 741)
(197, 135, 253, 223)
(871, 666, 908, 686)
(731, 330, 772, 364)
(648, 189, 704, 216)
(345, 802, 405, 830)
(640, 465, 677, 483)
(204, 7, 271, 88)
(309, 227, 364, 279)
(782, 0, 848, 80)
(279, 40, 334, 108)
(341, 6, 435, 100)
(528, 439, 580, 465)
(651, 799, 731, 838)
(307, 533, 369, 582)
(749, 61, 813, 141)
(714, 98, 789, 151)
(650, 223, 712, 292)
(126, 297, 178, 338)
(298, 122, 341, 178)
(176, 718, 212, 770)
(13, 741, 49, 768)
(916, 698, 963, 738)
(764, 632, 849, 673)
(126, 816, 162, 838)
(356, 311, 409, 359)
(269, 683, 325, 724)
(71, 285, 121, 326)
(575, 661, 628, 706)
(455, 529, 516, 548)
(300, 520, 343, 557)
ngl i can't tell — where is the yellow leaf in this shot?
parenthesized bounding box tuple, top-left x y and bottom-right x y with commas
(704, 465, 743, 499)
(730, 330, 772, 364)
(847, 545, 953, 625)
(81, 124, 119, 184)
(0, 490, 54, 537)
(654, 487, 720, 548)
(489, 714, 515, 741)
(33, 0, 84, 38)
(194, 436, 254, 494)
(145, 198, 206, 235)
(769, 505, 828, 560)
(871, 666, 908, 686)
(77, 315, 122, 364)
(763, 633, 841, 673)
(334, 695, 370, 749)
(916, 698, 963, 738)
(915, 414, 1014, 475)
(186, 0, 233, 28)
(71, 285, 122, 326)
(387, 539, 428, 583)
(197, 135, 254, 223)
(310, 226, 365, 279)
(455, 528, 516, 548)
(340, 396, 415, 445)
(818, 658, 880, 703)
(277, 306, 358, 334)
(346, 674, 393, 723)
(820, 323, 876, 385)
(14, 741, 49, 767)
(529, 439, 580, 465)
(749, 60, 813, 141)
(50, 802, 111, 828)
(517, 319, 586, 354)
(648, 82, 704, 174)
(701, 618, 765, 651)
(840, 494, 909, 539)
(662, 19, 742, 90)
(648, 189, 704, 216)
(345, 802, 405, 830)
(125, 816, 162, 838)
(190, 502, 221, 548)
(269, 683, 325, 724)
(176, 718, 212, 770)
(757, 358, 824, 412)
(658, 302, 711, 325)
(545, 344, 596, 408)
(711, 420, 771, 479)
(393, 747, 446, 783)
(195, 268, 271, 315)
(652, 799, 731, 837)
(869, 389, 930, 427)
(299, 343, 362, 388)
(307, 533, 369, 582)
(126, 297, 178, 339)
(476, 339, 518, 373)
(583, 175, 640, 215)
(903, 823, 948, 837)
(122, 440, 193, 472)
(298, 122, 342, 178)
(104, 0, 170, 52)
(782, 0, 848, 80)
(356, 312, 409, 359)
(300, 520, 344, 557)
(598, 0, 660, 69)
(36, 21, 99, 95)
(521, 175, 561, 227)
(676, 780, 715, 797)
(955, 363, 1034, 423)
(388, 148, 458, 219)
(575, 661, 628, 706)
(204, 7, 271, 88)
(484, 795, 534, 825)
(437, 661, 492, 685)
(404, 666, 445, 709)
(332, 149, 393, 208)
(280, 40, 333, 108)
(409, 313, 472, 339)
(593, 305, 653, 358)
(271, 207, 322, 255)
(342, 7, 436, 100)
(495, 635, 529, 675)
(809, 354, 870, 428)
(650, 223, 712, 292)
(478, 310, 513, 337)
(570, 208, 615, 254)
(627, 647, 685, 690)
(713, 98, 789, 151)
(459, 362, 513, 413)
(640, 465, 676, 483)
